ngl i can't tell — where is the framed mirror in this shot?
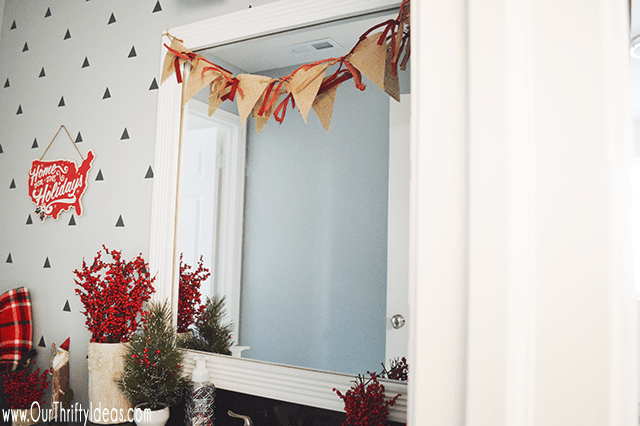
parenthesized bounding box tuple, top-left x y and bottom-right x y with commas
(149, 0, 408, 421)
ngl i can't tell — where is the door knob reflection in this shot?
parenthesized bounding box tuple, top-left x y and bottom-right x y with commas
(391, 314, 406, 329)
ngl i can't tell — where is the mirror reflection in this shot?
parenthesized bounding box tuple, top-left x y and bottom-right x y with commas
(176, 10, 410, 377)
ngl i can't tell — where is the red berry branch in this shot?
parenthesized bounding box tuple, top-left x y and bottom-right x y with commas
(380, 357, 408, 382)
(177, 254, 211, 333)
(74, 246, 155, 343)
(333, 372, 400, 426)
(3, 365, 49, 409)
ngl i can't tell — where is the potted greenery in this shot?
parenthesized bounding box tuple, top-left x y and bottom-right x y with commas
(179, 295, 234, 355)
(120, 300, 189, 426)
(2, 363, 49, 426)
(74, 245, 155, 424)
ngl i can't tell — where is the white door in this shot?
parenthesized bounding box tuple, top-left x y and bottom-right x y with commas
(386, 94, 410, 367)
(178, 126, 220, 298)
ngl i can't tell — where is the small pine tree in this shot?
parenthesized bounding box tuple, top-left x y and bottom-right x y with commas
(180, 295, 234, 355)
(119, 300, 189, 410)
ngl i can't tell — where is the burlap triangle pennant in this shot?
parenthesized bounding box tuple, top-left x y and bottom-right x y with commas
(161, 38, 191, 84)
(348, 31, 387, 93)
(208, 79, 232, 116)
(252, 84, 286, 133)
(236, 74, 273, 126)
(285, 63, 330, 123)
(312, 81, 342, 132)
(384, 47, 400, 102)
(183, 58, 223, 105)
(397, 5, 411, 72)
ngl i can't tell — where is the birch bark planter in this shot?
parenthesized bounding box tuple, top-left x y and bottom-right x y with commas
(88, 342, 131, 424)
(133, 404, 170, 426)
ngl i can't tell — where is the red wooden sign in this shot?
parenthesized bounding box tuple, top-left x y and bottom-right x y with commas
(28, 151, 95, 221)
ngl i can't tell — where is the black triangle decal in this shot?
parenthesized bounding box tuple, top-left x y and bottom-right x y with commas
(128, 46, 137, 58)
(4, 78, 9, 88)
(39, 67, 46, 78)
(108, 13, 116, 25)
(82, 57, 90, 68)
(64, 29, 71, 40)
(43, 257, 51, 268)
(75, 132, 83, 143)
(68, 215, 76, 226)
(38, 336, 46, 348)
(26, 214, 33, 225)
(0, 145, 4, 154)
(16, 105, 22, 115)
(63, 300, 71, 312)
(149, 78, 159, 90)
(22, 42, 28, 52)
(121, 128, 130, 140)
(95, 169, 104, 181)
(10, 21, 16, 30)
(103, 87, 111, 99)
(115, 215, 125, 227)
(31, 138, 38, 149)
(9, 179, 16, 189)
(58, 96, 65, 107)
(6, 253, 12, 263)
(153, 1, 162, 12)
(145, 166, 154, 179)
(45, 7, 52, 18)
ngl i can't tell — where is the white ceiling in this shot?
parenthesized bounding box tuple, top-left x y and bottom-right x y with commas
(202, 10, 396, 74)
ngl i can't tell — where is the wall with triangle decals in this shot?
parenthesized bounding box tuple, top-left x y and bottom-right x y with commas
(0, 0, 275, 410)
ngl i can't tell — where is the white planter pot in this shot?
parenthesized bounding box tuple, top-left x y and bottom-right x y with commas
(134, 405, 170, 426)
(87, 342, 132, 424)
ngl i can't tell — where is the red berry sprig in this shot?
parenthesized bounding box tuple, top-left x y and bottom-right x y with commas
(380, 357, 408, 382)
(333, 372, 400, 426)
(74, 245, 155, 343)
(177, 254, 210, 333)
(3, 365, 49, 409)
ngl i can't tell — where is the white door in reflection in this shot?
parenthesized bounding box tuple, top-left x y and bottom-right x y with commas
(178, 101, 245, 333)
(386, 94, 410, 367)
(179, 125, 219, 299)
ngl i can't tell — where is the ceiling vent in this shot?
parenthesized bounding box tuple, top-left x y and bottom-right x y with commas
(287, 38, 341, 55)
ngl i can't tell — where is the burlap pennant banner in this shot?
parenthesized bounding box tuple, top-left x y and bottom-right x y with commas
(347, 31, 388, 94)
(252, 82, 287, 133)
(285, 62, 331, 123)
(237, 74, 274, 126)
(183, 57, 225, 105)
(208, 79, 232, 116)
(161, 38, 193, 84)
(384, 47, 400, 102)
(161, 0, 411, 131)
(312, 78, 344, 132)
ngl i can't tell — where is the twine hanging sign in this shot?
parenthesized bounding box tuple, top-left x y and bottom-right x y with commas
(28, 125, 95, 221)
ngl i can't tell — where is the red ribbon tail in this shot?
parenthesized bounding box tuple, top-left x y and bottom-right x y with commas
(174, 58, 183, 84)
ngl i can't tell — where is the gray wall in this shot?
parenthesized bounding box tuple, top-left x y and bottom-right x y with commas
(0, 0, 274, 409)
(239, 63, 409, 375)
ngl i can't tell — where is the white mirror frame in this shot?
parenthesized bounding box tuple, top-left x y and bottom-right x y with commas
(149, 0, 408, 422)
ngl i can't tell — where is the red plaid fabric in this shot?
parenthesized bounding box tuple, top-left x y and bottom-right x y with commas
(0, 287, 33, 371)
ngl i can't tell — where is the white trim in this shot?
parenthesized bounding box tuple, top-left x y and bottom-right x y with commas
(181, 351, 408, 423)
(408, 1, 468, 425)
(149, 0, 408, 422)
(168, 0, 401, 52)
(150, 57, 182, 306)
